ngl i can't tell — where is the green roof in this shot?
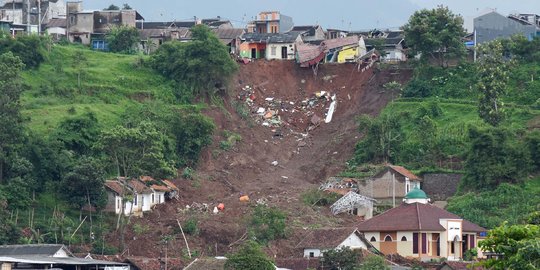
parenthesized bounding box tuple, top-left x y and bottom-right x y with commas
(405, 187, 428, 199)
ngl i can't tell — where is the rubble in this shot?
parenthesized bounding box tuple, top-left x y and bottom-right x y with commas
(236, 84, 341, 135)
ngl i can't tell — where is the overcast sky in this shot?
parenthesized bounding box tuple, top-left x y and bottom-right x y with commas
(85, 0, 540, 31)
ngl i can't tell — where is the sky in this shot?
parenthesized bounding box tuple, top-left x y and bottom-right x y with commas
(85, 0, 540, 31)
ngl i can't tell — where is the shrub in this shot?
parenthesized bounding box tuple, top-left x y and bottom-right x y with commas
(183, 218, 198, 235)
(225, 241, 274, 270)
(301, 189, 340, 206)
(249, 204, 287, 244)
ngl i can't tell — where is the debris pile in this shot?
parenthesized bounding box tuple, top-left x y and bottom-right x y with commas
(237, 85, 340, 134)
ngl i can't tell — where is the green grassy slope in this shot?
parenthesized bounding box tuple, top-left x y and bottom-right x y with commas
(20, 45, 179, 135)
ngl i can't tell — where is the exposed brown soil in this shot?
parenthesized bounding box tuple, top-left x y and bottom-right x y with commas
(107, 60, 412, 263)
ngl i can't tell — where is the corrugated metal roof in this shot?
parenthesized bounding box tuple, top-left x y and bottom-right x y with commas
(0, 244, 66, 257)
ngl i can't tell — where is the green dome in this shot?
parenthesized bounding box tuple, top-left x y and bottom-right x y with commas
(405, 187, 428, 199)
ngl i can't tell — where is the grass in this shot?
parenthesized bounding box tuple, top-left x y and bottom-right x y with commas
(21, 45, 179, 136)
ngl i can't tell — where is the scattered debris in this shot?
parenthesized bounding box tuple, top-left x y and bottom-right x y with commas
(239, 195, 250, 202)
(217, 203, 225, 211)
(325, 95, 337, 123)
(271, 161, 279, 166)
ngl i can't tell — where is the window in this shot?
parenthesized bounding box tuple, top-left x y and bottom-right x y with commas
(384, 235, 392, 242)
(470, 235, 475, 249)
(421, 233, 427, 254)
(309, 252, 314, 258)
(134, 195, 138, 205)
(370, 236, 376, 242)
(70, 16, 75, 25)
(451, 241, 455, 254)
(413, 233, 419, 254)
(271, 47, 276, 56)
(152, 194, 155, 204)
(401, 236, 407, 241)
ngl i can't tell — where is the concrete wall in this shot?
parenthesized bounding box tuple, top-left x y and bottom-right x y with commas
(266, 43, 295, 60)
(68, 12, 93, 44)
(337, 233, 368, 250)
(239, 42, 266, 59)
(0, 9, 23, 24)
(475, 11, 537, 44)
(422, 173, 462, 201)
(337, 45, 359, 63)
(303, 248, 322, 257)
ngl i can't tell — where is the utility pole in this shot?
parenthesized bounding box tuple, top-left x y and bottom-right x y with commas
(11, 0, 15, 36)
(392, 173, 396, 207)
(37, 0, 41, 34)
(26, 0, 30, 33)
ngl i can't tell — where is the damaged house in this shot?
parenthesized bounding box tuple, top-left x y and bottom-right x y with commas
(104, 177, 179, 217)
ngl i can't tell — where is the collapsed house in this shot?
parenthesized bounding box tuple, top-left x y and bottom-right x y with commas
(320, 177, 375, 220)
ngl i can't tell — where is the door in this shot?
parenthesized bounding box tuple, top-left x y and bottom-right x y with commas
(281, 46, 287, 59)
(251, 48, 257, 58)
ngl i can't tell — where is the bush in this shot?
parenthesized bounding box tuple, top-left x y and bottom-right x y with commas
(183, 218, 198, 235)
(225, 241, 274, 270)
(321, 247, 361, 270)
(301, 189, 340, 206)
(463, 248, 478, 261)
(0, 34, 48, 69)
(249, 205, 287, 244)
(358, 255, 390, 270)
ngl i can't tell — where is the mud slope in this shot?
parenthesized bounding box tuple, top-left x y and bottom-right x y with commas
(114, 61, 412, 259)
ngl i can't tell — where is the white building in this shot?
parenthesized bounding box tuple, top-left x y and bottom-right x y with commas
(296, 227, 374, 258)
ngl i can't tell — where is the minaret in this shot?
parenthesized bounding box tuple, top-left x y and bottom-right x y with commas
(403, 187, 430, 204)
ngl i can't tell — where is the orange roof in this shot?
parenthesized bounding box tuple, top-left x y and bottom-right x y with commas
(104, 180, 131, 195)
(162, 179, 179, 191)
(128, 179, 153, 194)
(150, 184, 170, 192)
(388, 165, 421, 181)
(139, 175, 155, 182)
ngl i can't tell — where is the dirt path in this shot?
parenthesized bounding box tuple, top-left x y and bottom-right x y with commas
(115, 61, 412, 259)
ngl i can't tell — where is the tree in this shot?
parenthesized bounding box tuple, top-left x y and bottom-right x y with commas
(0, 199, 20, 244)
(95, 122, 175, 178)
(150, 25, 238, 94)
(72, 51, 87, 88)
(0, 52, 25, 183)
(354, 113, 404, 164)
(402, 6, 466, 67)
(249, 204, 287, 244)
(460, 126, 531, 191)
(106, 25, 140, 54)
(224, 241, 275, 270)
(122, 3, 132, 10)
(62, 156, 106, 210)
(479, 222, 540, 270)
(104, 4, 120, 10)
(54, 112, 100, 156)
(320, 247, 360, 270)
(476, 40, 512, 126)
(0, 34, 48, 69)
(358, 255, 390, 270)
(172, 113, 215, 166)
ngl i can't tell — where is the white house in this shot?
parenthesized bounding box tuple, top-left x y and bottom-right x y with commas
(104, 180, 133, 216)
(266, 32, 302, 60)
(296, 227, 373, 258)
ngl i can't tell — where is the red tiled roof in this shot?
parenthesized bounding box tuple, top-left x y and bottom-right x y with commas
(296, 227, 365, 249)
(389, 165, 421, 181)
(184, 257, 226, 270)
(125, 256, 183, 270)
(162, 179, 179, 191)
(104, 181, 129, 196)
(357, 203, 486, 233)
(139, 176, 155, 182)
(436, 261, 485, 270)
(150, 184, 170, 192)
(275, 258, 321, 270)
(128, 179, 153, 194)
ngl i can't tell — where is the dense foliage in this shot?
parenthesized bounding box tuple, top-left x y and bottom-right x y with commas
(249, 204, 287, 244)
(447, 183, 540, 229)
(0, 34, 48, 69)
(321, 247, 361, 270)
(479, 218, 540, 269)
(224, 241, 275, 270)
(106, 26, 140, 54)
(402, 6, 466, 67)
(150, 25, 238, 94)
(358, 255, 390, 270)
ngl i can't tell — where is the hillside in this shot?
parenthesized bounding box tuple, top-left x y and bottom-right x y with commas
(20, 45, 186, 135)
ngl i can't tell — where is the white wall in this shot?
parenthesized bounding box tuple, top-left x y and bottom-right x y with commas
(303, 248, 322, 258)
(53, 248, 69, 258)
(266, 43, 295, 60)
(337, 233, 367, 250)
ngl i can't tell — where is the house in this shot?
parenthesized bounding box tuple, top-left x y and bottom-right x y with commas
(139, 27, 191, 54)
(290, 25, 326, 42)
(66, 1, 144, 47)
(139, 176, 180, 206)
(266, 31, 303, 60)
(364, 31, 406, 62)
(326, 28, 349, 39)
(247, 11, 293, 34)
(321, 35, 367, 63)
(0, 0, 65, 33)
(357, 165, 422, 207)
(104, 179, 133, 215)
(296, 227, 375, 258)
(0, 244, 128, 270)
(45, 18, 67, 39)
(296, 43, 325, 67)
(126, 178, 153, 214)
(239, 32, 272, 59)
(436, 261, 485, 270)
(357, 188, 486, 261)
(474, 11, 539, 44)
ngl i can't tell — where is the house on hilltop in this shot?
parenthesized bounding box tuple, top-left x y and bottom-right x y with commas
(296, 227, 375, 258)
(357, 165, 422, 207)
(357, 188, 486, 261)
(247, 11, 293, 34)
(474, 11, 539, 44)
